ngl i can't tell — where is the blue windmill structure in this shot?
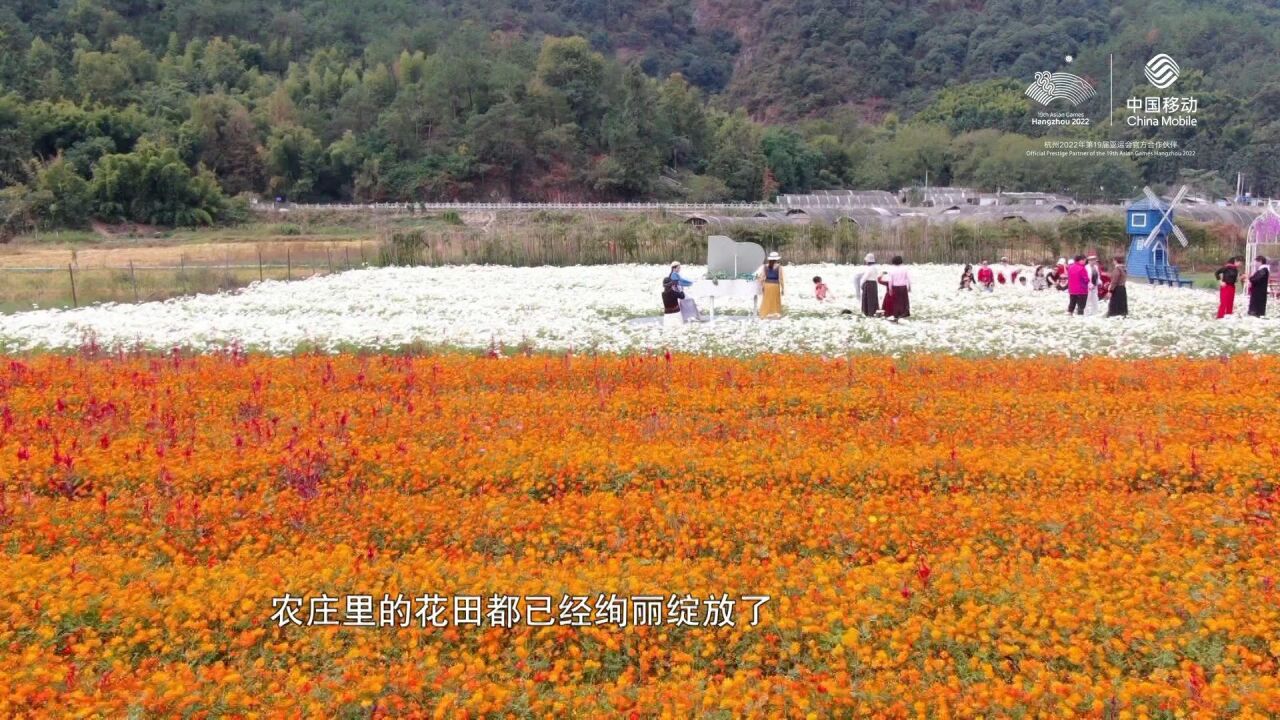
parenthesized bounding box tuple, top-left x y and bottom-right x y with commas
(1126, 185, 1190, 282)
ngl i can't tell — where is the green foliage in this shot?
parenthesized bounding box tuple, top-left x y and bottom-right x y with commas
(377, 229, 428, 266)
(35, 157, 92, 228)
(708, 110, 765, 200)
(761, 129, 823, 193)
(0, 0, 1278, 229)
(262, 126, 323, 200)
(90, 143, 229, 226)
(536, 37, 607, 140)
(914, 80, 1032, 135)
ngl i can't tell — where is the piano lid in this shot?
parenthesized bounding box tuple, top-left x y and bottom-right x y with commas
(707, 235, 766, 278)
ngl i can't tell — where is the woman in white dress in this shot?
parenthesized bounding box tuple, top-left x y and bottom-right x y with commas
(1084, 255, 1101, 315)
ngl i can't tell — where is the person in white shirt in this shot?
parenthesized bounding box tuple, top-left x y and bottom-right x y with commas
(886, 255, 911, 321)
(853, 253, 879, 316)
(1084, 254, 1102, 315)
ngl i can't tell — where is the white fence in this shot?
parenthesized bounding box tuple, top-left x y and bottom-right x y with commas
(252, 201, 778, 213)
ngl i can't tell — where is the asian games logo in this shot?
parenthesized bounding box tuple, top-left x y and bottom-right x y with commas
(1024, 71, 1096, 106)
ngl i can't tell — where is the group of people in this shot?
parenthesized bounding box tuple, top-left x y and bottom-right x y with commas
(660, 261, 706, 326)
(849, 254, 913, 321)
(660, 252, 794, 322)
(958, 255, 1128, 317)
(660, 252, 1275, 324)
(749, 251, 914, 321)
(1214, 255, 1271, 318)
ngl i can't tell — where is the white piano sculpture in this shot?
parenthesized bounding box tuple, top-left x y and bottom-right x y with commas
(687, 235, 766, 321)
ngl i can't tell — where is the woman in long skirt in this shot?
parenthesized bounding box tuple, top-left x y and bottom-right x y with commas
(1248, 256, 1270, 317)
(887, 256, 911, 320)
(756, 252, 784, 318)
(858, 254, 880, 316)
(1084, 255, 1101, 316)
(1106, 258, 1128, 317)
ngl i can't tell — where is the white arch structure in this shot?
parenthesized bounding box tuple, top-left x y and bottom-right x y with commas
(1245, 201, 1280, 271)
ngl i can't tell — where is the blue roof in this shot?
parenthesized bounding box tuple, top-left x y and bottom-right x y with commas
(1128, 196, 1170, 211)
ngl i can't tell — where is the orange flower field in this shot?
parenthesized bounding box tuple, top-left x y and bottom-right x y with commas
(1, 351, 1278, 718)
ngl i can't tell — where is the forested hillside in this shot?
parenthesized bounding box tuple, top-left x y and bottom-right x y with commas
(2, 0, 1280, 231)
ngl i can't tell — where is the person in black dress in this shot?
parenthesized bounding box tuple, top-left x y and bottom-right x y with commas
(855, 253, 879, 317)
(1248, 256, 1270, 317)
(661, 277, 685, 326)
(1106, 257, 1128, 317)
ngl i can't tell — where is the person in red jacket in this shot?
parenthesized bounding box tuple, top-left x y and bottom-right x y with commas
(1066, 255, 1089, 315)
(977, 261, 995, 292)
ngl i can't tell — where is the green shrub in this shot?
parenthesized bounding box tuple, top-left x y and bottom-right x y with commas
(377, 229, 428, 266)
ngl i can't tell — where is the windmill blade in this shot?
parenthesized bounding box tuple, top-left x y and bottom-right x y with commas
(1138, 187, 1163, 249)
(1150, 197, 1179, 236)
(1163, 186, 1190, 246)
(1140, 225, 1161, 249)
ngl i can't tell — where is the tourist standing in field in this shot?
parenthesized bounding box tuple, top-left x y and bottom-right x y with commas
(977, 261, 994, 291)
(1107, 257, 1128, 317)
(854, 253, 880, 317)
(878, 271, 894, 317)
(1067, 256, 1089, 315)
(756, 252, 785, 318)
(1084, 255, 1102, 315)
(1248, 256, 1270, 317)
(668, 262, 705, 322)
(1215, 257, 1240, 319)
(887, 256, 911, 320)
(661, 278, 685, 327)
(959, 264, 975, 290)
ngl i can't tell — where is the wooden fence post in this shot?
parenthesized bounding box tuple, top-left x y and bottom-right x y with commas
(286, 246, 292, 280)
(129, 260, 139, 302)
(258, 247, 264, 282)
(68, 263, 77, 308)
(327, 245, 333, 273)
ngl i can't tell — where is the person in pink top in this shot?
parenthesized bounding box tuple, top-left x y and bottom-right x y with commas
(812, 276, 830, 302)
(1066, 255, 1089, 315)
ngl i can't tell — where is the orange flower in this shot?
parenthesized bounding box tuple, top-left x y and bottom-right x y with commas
(0, 352, 1276, 716)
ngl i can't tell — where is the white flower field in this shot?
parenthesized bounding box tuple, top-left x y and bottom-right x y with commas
(1, 264, 1275, 357)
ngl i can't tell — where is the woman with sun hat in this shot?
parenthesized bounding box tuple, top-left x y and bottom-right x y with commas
(755, 251, 785, 318)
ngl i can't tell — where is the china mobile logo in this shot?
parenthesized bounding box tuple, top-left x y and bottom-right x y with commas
(1144, 54, 1180, 89)
(1025, 71, 1096, 106)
